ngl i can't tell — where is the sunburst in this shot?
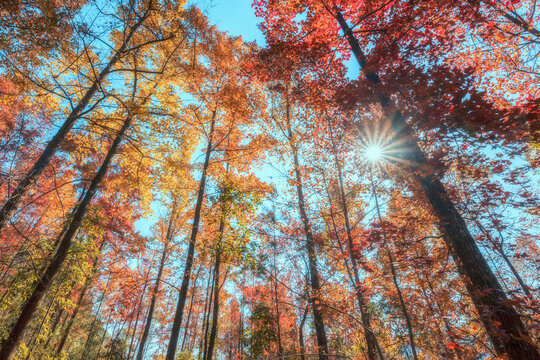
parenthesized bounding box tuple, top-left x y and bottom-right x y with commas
(358, 116, 409, 168)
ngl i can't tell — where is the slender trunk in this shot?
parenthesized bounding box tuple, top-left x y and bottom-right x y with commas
(298, 305, 308, 360)
(0, 113, 134, 360)
(127, 270, 150, 360)
(56, 241, 105, 354)
(181, 266, 201, 352)
(95, 315, 111, 360)
(238, 300, 244, 360)
(336, 11, 539, 359)
(329, 131, 382, 360)
(386, 245, 418, 360)
(413, 266, 462, 359)
(205, 236, 223, 360)
(83, 275, 110, 354)
(202, 263, 216, 360)
(0, 5, 153, 231)
(135, 243, 169, 360)
(285, 101, 329, 359)
(369, 167, 418, 360)
(44, 305, 65, 348)
(273, 265, 284, 360)
(24, 290, 59, 357)
(165, 111, 216, 360)
(474, 219, 531, 297)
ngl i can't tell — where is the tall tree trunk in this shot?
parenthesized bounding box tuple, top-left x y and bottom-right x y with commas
(205, 233, 223, 360)
(198, 269, 214, 356)
(298, 304, 308, 360)
(370, 166, 419, 360)
(83, 275, 111, 354)
(0, 112, 134, 360)
(55, 240, 105, 354)
(24, 288, 61, 357)
(474, 219, 531, 297)
(335, 11, 540, 359)
(135, 242, 169, 360)
(202, 263, 216, 360)
(165, 110, 216, 360)
(329, 128, 383, 360)
(181, 265, 201, 352)
(0, 4, 154, 231)
(285, 99, 329, 360)
(272, 258, 284, 360)
(127, 267, 151, 360)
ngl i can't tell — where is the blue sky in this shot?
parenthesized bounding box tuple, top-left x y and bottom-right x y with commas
(198, 0, 265, 45)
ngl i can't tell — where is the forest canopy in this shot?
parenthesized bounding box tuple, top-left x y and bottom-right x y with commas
(0, 0, 538, 359)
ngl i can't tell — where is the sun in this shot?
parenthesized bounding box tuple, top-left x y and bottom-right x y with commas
(364, 144, 384, 163)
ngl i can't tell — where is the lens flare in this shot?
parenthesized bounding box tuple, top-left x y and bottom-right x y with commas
(364, 145, 384, 162)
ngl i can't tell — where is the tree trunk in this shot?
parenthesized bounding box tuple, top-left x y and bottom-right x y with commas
(127, 267, 151, 360)
(181, 265, 201, 352)
(369, 167, 418, 360)
(272, 259, 284, 360)
(83, 275, 110, 355)
(298, 304, 308, 360)
(205, 230, 223, 360)
(474, 219, 531, 297)
(0, 112, 134, 360)
(0, 4, 153, 231)
(135, 242, 169, 360)
(285, 99, 329, 359)
(329, 130, 383, 360)
(165, 110, 216, 360)
(55, 240, 105, 354)
(335, 11, 540, 359)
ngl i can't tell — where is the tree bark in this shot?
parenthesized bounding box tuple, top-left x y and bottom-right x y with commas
(127, 266, 151, 360)
(0, 112, 134, 360)
(202, 266, 215, 360)
(285, 97, 329, 360)
(474, 219, 531, 297)
(369, 167, 418, 360)
(55, 240, 105, 354)
(0, 3, 154, 231)
(336, 11, 540, 359)
(165, 110, 216, 360)
(135, 241, 169, 360)
(181, 265, 201, 352)
(205, 226, 223, 360)
(298, 304, 308, 360)
(329, 128, 383, 360)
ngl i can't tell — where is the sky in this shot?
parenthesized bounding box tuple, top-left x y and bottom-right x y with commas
(197, 0, 265, 45)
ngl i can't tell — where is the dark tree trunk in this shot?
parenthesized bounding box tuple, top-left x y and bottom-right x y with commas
(202, 265, 215, 360)
(474, 219, 531, 297)
(205, 231, 223, 360)
(181, 265, 201, 352)
(56, 241, 105, 354)
(135, 241, 169, 360)
(83, 275, 110, 354)
(329, 129, 383, 360)
(0, 112, 134, 360)
(298, 305, 308, 360)
(335, 11, 540, 360)
(127, 268, 151, 360)
(284, 98, 329, 359)
(0, 4, 153, 231)
(272, 259, 284, 360)
(198, 269, 214, 356)
(165, 111, 216, 360)
(369, 167, 418, 360)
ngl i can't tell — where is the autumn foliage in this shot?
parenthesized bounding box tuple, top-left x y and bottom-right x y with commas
(0, 0, 538, 360)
